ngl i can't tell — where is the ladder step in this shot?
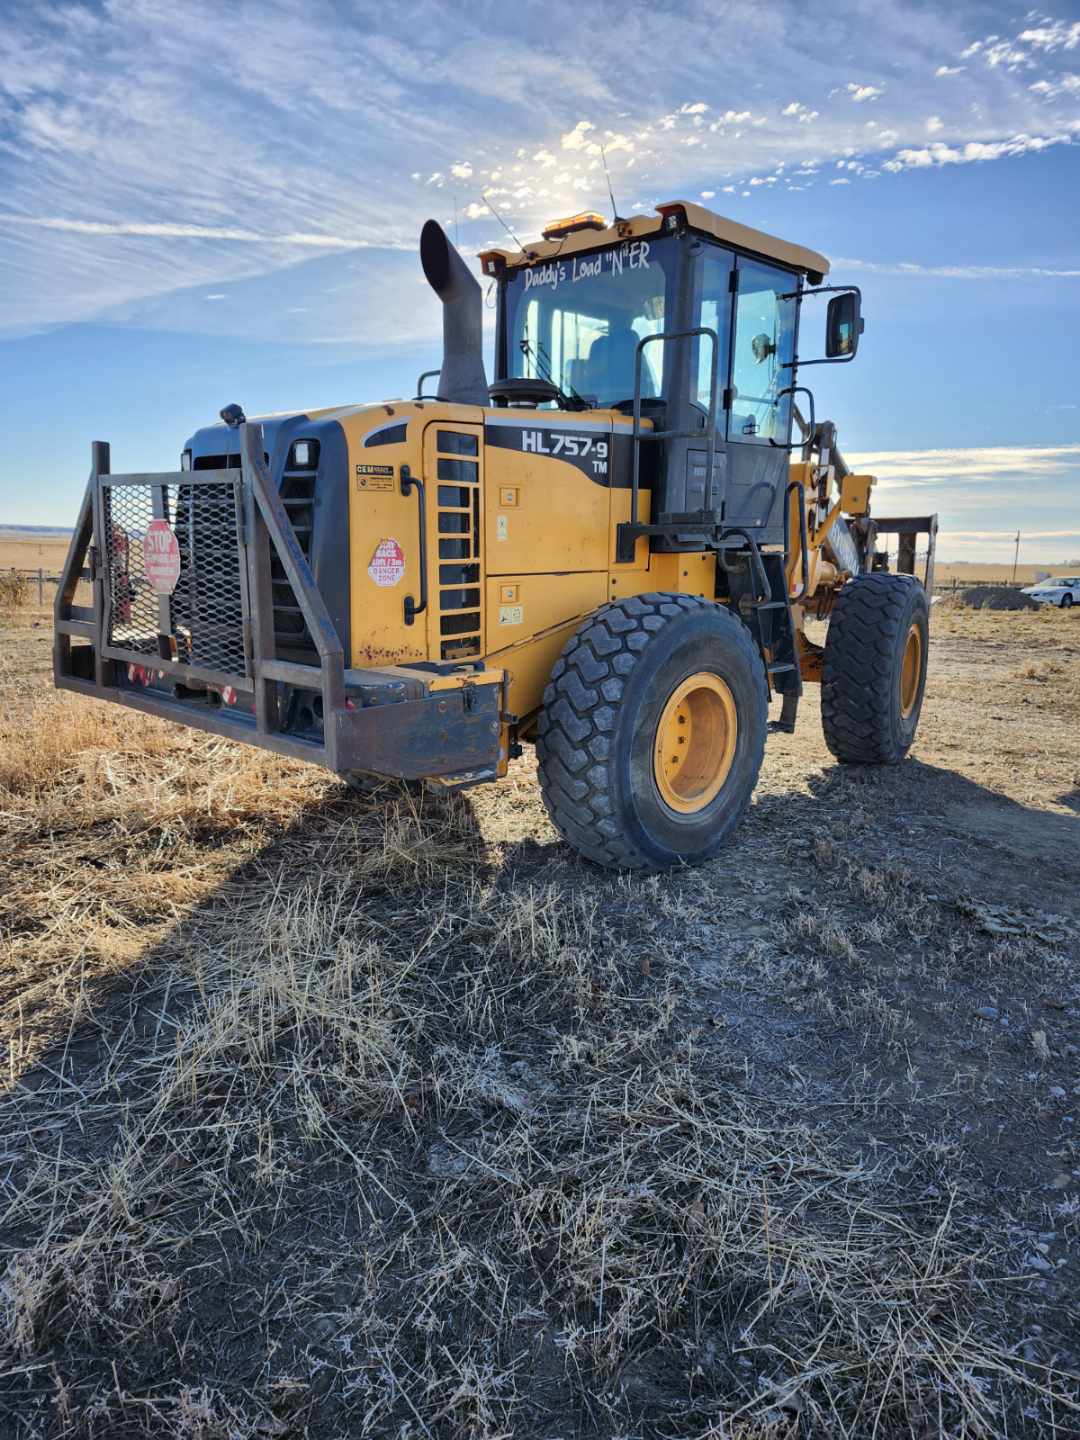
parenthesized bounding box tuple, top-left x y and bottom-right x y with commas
(754, 600, 788, 611)
(767, 662, 797, 674)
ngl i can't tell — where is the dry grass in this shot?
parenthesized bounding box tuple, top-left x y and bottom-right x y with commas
(1, 627, 1079, 1436)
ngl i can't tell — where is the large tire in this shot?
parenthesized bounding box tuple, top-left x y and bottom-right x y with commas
(821, 573, 929, 764)
(536, 593, 767, 870)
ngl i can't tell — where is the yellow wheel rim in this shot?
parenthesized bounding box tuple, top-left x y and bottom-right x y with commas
(653, 671, 738, 815)
(900, 622, 922, 719)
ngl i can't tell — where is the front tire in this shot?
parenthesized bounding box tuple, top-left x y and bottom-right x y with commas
(536, 593, 767, 870)
(821, 573, 929, 764)
(1062, 594, 1073, 609)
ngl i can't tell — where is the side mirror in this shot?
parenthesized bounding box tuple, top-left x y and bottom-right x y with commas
(826, 292, 863, 359)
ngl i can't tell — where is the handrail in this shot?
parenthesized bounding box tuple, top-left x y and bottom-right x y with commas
(400, 464, 428, 625)
(784, 480, 810, 602)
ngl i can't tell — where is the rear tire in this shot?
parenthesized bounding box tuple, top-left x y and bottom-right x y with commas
(821, 573, 929, 764)
(536, 593, 767, 870)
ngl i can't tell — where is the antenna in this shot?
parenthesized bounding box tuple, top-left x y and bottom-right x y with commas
(483, 194, 527, 253)
(600, 143, 626, 225)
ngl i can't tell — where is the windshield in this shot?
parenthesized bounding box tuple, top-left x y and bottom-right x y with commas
(503, 235, 678, 407)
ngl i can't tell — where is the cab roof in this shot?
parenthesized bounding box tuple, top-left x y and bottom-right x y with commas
(479, 199, 830, 284)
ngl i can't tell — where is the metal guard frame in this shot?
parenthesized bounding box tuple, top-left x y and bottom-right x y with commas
(55, 425, 346, 770)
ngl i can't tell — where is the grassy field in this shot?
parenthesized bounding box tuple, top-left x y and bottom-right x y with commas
(1, 599, 1079, 1437)
(936, 562, 1079, 586)
(0, 537, 72, 573)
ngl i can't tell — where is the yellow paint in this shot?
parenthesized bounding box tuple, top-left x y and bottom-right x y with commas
(484, 570, 607, 717)
(900, 622, 922, 717)
(840, 472, 874, 516)
(609, 549, 716, 603)
(341, 408, 428, 667)
(485, 441, 610, 574)
(653, 671, 738, 813)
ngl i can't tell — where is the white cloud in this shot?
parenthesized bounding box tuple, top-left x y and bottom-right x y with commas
(204, 293, 226, 301)
(561, 120, 596, 151)
(935, 65, 964, 77)
(700, 189, 715, 198)
(848, 445, 1080, 483)
(2, 0, 1078, 339)
(829, 177, 851, 185)
(710, 109, 753, 128)
(883, 130, 1075, 172)
(1030, 73, 1080, 98)
(0, 216, 364, 248)
(1017, 20, 1080, 53)
(836, 256, 1080, 279)
(926, 115, 943, 134)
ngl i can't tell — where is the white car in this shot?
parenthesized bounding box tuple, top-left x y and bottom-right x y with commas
(1021, 576, 1079, 608)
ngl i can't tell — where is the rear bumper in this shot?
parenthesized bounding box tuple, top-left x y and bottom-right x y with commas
(58, 660, 503, 781)
(54, 427, 504, 785)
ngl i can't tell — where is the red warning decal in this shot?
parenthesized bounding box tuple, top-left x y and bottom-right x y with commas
(142, 518, 181, 596)
(367, 537, 406, 588)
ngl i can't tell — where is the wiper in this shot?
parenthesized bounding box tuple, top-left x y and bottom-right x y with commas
(537, 339, 593, 411)
(517, 335, 594, 411)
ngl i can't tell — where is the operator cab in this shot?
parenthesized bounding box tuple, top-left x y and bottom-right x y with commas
(482, 201, 859, 548)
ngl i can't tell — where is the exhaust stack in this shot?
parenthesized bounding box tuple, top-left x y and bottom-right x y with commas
(420, 220, 489, 407)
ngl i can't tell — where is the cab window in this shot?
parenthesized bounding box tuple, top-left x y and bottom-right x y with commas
(694, 248, 733, 411)
(505, 236, 677, 407)
(728, 260, 796, 444)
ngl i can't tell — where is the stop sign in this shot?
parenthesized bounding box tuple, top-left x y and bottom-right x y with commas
(142, 519, 181, 595)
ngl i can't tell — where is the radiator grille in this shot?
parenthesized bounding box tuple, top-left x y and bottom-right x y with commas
(434, 430, 482, 660)
(102, 477, 249, 679)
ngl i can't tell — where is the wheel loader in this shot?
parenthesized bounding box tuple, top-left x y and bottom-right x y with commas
(55, 200, 937, 869)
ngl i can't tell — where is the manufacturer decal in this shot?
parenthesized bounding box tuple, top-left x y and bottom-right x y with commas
(368, 537, 406, 587)
(356, 463, 395, 492)
(142, 518, 181, 596)
(498, 604, 524, 626)
(486, 423, 612, 482)
(496, 515, 509, 542)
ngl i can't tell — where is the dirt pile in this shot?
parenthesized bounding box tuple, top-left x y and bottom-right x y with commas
(955, 586, 1039, 611)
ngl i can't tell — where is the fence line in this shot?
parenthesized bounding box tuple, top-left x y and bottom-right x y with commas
(3, 565, 1043, 609)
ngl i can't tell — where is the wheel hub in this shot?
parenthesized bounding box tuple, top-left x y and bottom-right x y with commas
(900, 623, 922, 719)
(653, 671, 738, 814)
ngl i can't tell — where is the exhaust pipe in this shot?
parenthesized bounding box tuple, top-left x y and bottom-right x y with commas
(420, 220, 489, 407)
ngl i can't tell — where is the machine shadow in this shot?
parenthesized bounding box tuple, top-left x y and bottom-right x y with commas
(1, 778, 488, 1121)
(802, 754, 1080, 895)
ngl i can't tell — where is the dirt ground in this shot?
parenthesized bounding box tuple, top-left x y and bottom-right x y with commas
(1, 601, 1078, 1438)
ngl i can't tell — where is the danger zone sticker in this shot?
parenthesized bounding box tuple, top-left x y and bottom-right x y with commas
(368, 538, 406, 588)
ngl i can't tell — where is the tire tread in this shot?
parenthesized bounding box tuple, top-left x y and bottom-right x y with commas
(537, 593, 765, 868)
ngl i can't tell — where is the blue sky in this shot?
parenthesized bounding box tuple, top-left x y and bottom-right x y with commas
(0, 0, 1077, 562)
